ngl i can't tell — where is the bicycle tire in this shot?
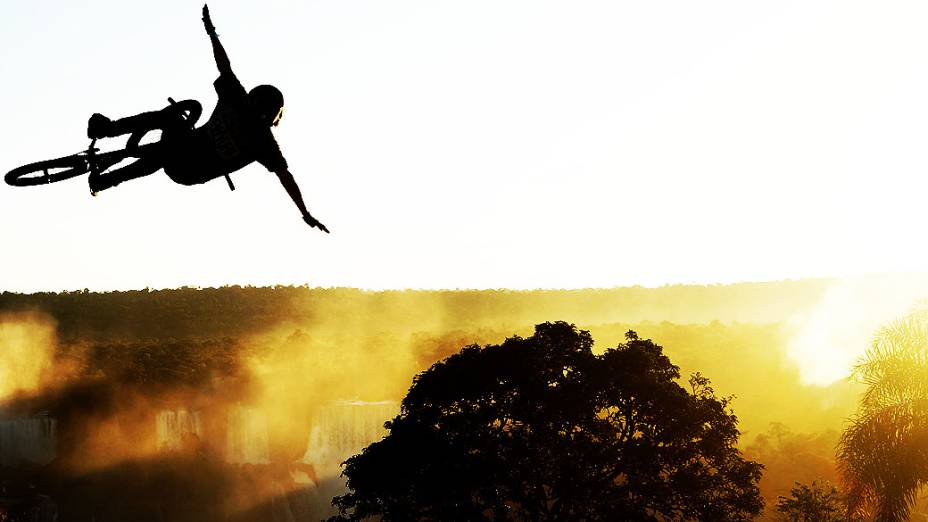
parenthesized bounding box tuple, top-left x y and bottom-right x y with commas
(5, 154, 89, 187)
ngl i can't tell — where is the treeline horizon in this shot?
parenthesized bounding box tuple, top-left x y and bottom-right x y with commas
(0, 278, 839, 341)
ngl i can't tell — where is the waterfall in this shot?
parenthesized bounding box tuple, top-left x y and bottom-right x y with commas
(285, 484, 319, 522)
(269, 482, 297, 522)
(0, 415, 56, 466)
(226, 406, 270, 464)
(303, 401, 398, 473)
(156, 409, 203, 451)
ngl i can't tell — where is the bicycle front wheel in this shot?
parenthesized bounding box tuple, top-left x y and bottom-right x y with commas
(5, 154, 89, 187)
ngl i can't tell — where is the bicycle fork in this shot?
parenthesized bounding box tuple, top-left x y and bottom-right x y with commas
(86, 139, 98, 170)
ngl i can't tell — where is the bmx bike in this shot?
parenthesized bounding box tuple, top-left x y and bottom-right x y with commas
(4, 99, 214, 189)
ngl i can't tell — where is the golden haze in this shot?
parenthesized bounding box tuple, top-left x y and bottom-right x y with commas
(0, 274, 924, 519)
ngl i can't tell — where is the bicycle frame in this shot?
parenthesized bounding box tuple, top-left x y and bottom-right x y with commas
(84, 138, 159, 178)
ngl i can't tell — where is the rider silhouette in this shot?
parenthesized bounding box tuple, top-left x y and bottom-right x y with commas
(86, 5, 328, 233)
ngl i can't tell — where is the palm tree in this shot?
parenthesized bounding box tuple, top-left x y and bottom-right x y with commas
(838, 309, 928, 521)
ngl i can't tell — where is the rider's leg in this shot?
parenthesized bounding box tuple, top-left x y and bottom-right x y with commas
(87, 110, 170, 140)
(89, 155, 163, 195)
(88, 104, 197, 194)
(87, 103, 197, 140)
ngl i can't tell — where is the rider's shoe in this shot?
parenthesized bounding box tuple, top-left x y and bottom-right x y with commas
(87, 113, 114, 139)
(88, 173, 102, 196)
(88, 171, 112, 196)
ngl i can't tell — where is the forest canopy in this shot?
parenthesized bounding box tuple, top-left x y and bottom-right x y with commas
(330, 323, 764, 521)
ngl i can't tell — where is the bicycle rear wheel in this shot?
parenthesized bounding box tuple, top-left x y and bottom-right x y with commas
(5, 153, 88, 187)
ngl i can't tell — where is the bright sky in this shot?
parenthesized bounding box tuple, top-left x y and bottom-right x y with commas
(2, 1, 928, 292)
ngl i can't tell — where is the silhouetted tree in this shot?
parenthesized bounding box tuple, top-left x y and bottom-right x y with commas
(328, 322, 763, 521)
(839, 309, 928, 522)
(775, 481, 849, 522)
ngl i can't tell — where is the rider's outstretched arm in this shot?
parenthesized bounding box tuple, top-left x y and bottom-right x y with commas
(276, 169, 329, 233)
(202, 5, 233, 77)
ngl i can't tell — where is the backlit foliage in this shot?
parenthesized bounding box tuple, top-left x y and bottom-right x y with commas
(839, 309, 928, 521)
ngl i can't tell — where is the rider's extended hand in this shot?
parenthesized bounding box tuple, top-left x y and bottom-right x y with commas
(304, 213, 330, 234)
(202, 4, 216, 36)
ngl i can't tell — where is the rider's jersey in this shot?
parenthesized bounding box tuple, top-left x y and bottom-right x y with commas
(164, 72, 288, 185)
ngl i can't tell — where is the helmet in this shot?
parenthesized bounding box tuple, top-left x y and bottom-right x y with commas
(248, 84, 284, 127)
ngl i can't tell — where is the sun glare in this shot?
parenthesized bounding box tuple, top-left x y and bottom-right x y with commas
(787, 277, 928, 386)
(787, 325, 858, 386)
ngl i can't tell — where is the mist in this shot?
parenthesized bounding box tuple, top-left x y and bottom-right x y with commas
(0, 312, 57, 401)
